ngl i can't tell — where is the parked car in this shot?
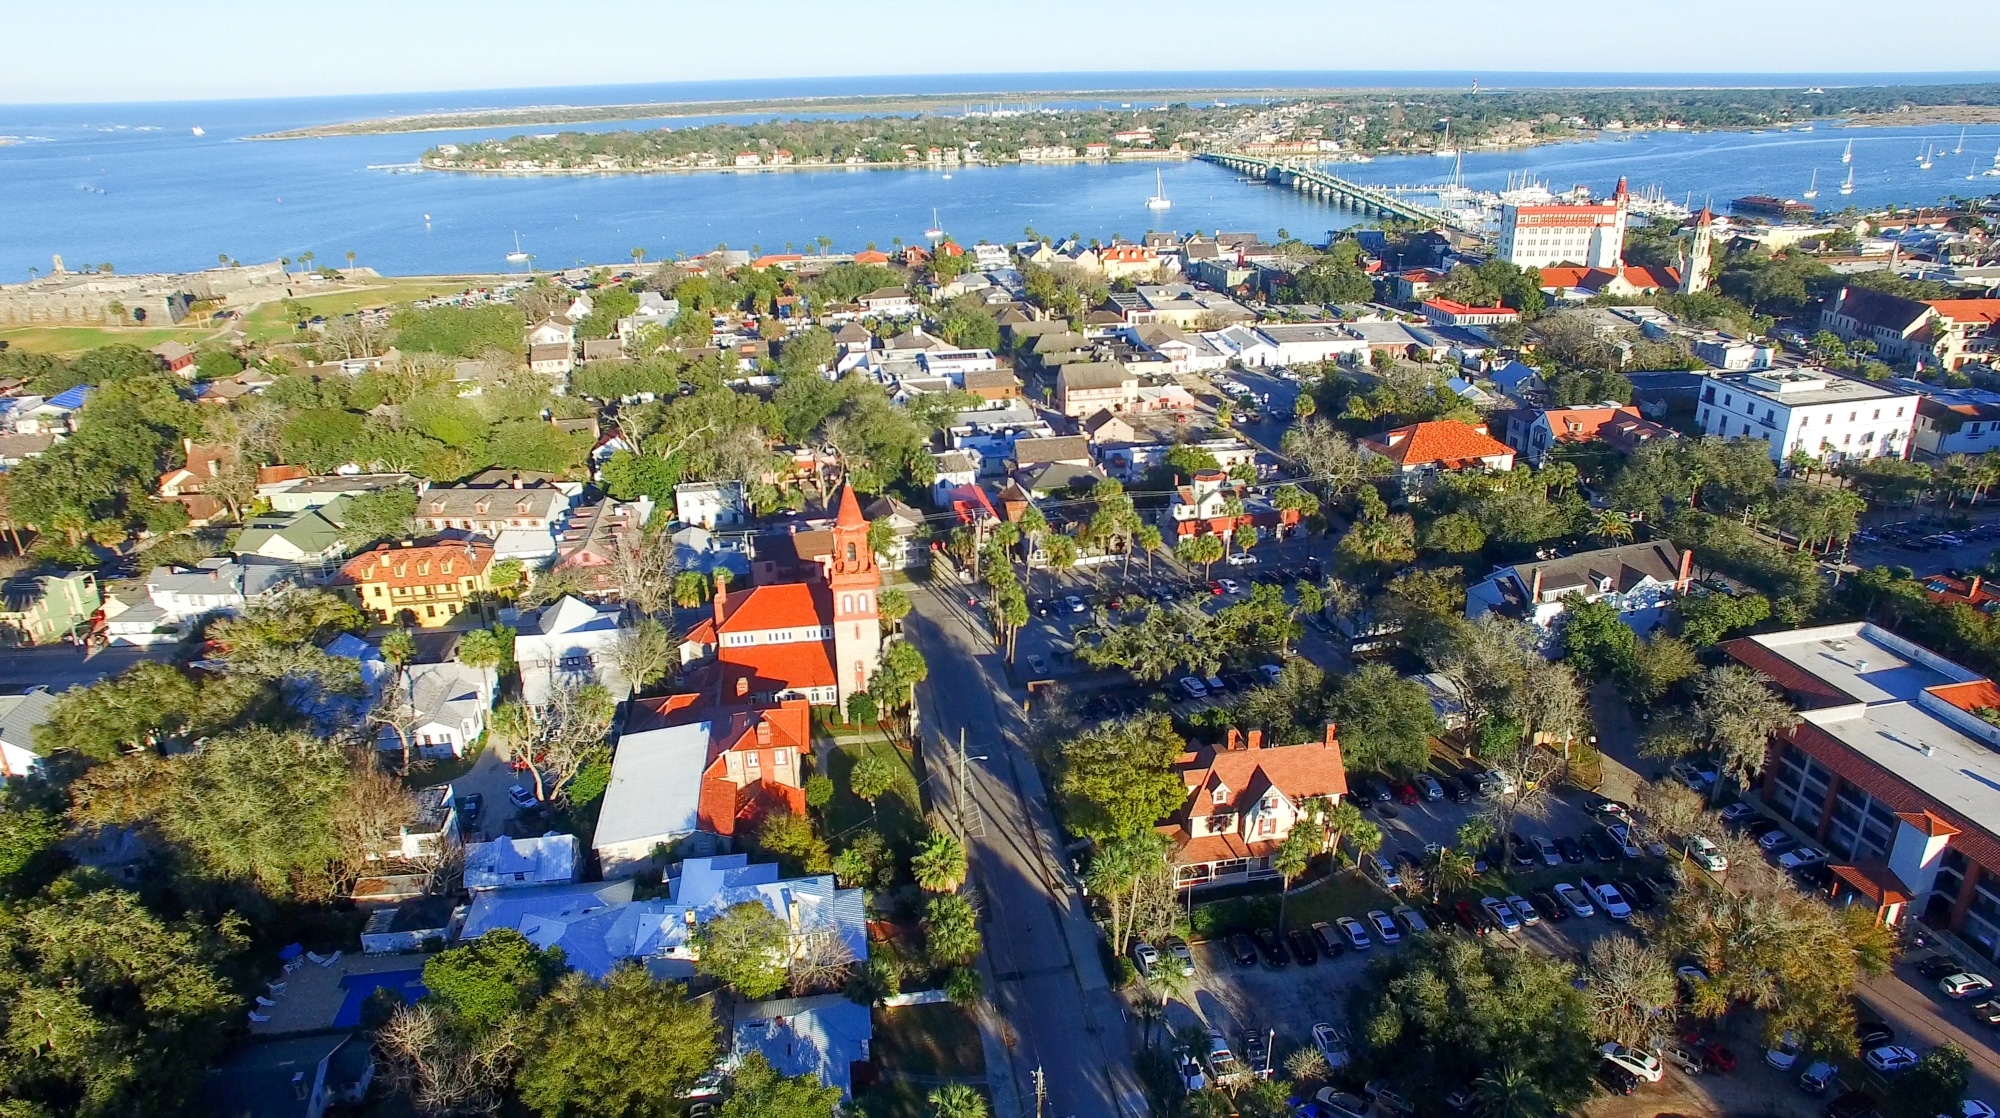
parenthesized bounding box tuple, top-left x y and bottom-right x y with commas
(1252, 927, 1288, 969)
(1419, 775, 1445, 801)
(508, 784, 540, 810)
(1480, 896, 1521, 933)
(1601, 1042, 1665, 1083)
(1779, 845, 1827, 871)
(1855, 1020, 1895, 1048)
(1587, 831, 1622, 862)
(1453, 900, 1488, 936)
(1395, 782, 1420, 806)
(1205, 1031, 1241, 1079)
(1505, 894, 1540, 926)
(458, 792, 484, 826)
(1364, 854, 1403, 891)
(1228, 932, 1258, 967)
(1364, 1081, 1414, 1118)
(1618, 876, 1658, 910)
(1064, 595, 1086, 613)
(1175, 1048, 1207, 1093)
(1368, 909, 1402, 944)
(1825, 1090, 1882, 1118)
(1682, 1032, 1737, 1073)
(1312, 1089, 1369, 1118)
(1916, 955, 1966, 981)
(1241, 1031, 1271, 1078)
(1218, 578, 1242, 595)
(1864, 1045, 1919, 1074)
(1556, 836, 1585, 864)
(1971, 999, 2000, 1027)
(1025, 654, 1048, 675)
(1178, 676, 1208, 700)
(1336, 916, 1372, 950)
(1606, 824, 1641, 859)
(1942, 972, 1994, 999)
(1393, 904, 1429, 934)
(1163, 936, 1195, 977)
(1596, 1063, 1637, 1096)
(1585, 878, 1632, 920)
(1766, 1030, 1803, 1070)
(1758, 828, 1795, 852)
(1663, 1041, 1707, 1075)
(1529, 890, 1565, 922)
(1687, 835, 1727, 872)
(1799, 1060, 1839, 1095)
(1533, 834, 1561, 866)
(1131, 941, 1160, 977)
(1286, 928, 1319, 966)
(1720, 802, 1760, 824)
(1312, 1023, 1352, 1073)
(1226, 552, 1257, 567)
(1554, 882, 1596, 918)
(1310, 921, 1344, 957)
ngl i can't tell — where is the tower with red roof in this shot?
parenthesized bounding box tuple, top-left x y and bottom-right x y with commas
(828, 484, 881, 710)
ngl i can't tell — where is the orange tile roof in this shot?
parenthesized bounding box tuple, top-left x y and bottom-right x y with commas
(334, 541, 494, 590)
(1173, 734, 1348, 824)
(1895, 810, 1961, 839)
(716, 583, 830, 633)
(1719, 639, 1857, 709)
(1926, 678, 2000, 714)
(1784, 720, 2000, 871)
(1928, 299, 2000, 327)
(708, 699, 814, 767)
(1362, 420, 1514, 467)
(1829, 860, 1910, 907)
(698, 777, 807, 837)
(718, 641, 836, 695)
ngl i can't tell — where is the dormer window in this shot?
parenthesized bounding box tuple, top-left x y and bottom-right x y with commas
(1212, 785, 1228, 805)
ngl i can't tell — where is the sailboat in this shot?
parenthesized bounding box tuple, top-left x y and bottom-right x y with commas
(1146, 168, 1172, 210)
(1955, 128, 1967, 155)
(190, 125, 204, 137)
(505, 232, 529, 265)
(1803, 169, 1819, 200)
(1986, 145, 2000, 177)
(924, 209, 944, 241)
(1839, 165, 1855, 195)
(1919, 145, 1933, 170)
(1433, 120, 1457, 157)
(1841, 139, 1852, 164)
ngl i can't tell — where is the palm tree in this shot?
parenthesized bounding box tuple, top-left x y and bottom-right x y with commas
(631, 247, 646, 265)
(912, 829, 968, 893)
(927, 1083, 987, 1118)
(849, 752, 898, 822)
(1591, 508, 1634, 544)
(1428, 846, 1476, 902)
(344, 250, 356, 272)
(1271, 818, 1325, 933)
(1474, 1063, 1549, 1118)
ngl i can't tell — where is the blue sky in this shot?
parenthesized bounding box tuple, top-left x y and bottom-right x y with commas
(6, 0, 1993, 104)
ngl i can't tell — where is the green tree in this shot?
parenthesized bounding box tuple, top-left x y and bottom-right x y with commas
(1903, 1044, 1972, 1118)
(517, 966, 720, 1118)
(844, 690, 879, 727)
(456, 624, 516, 672)
(1175, 533, 1224, 577)
(923, 893, 982, 968)
(928, 1083, 989, 1118)
(1271, 815, 1326, 933)
(421, 928, 566, 1031)
(0, 801, 62, 890)
(1326, 664, 1440, 775)
(1675, 591, 1771, 647)
(912, 828, 969, 894)
(695, 901, 791, 999)
(832, 829, 897, 891)
(719, 1052, 843, 1118)
(1056, 713, 1188, 842)
(848, 751, 898, 821)
(755, 810, 832, 876)
(1557, 595, 1638, 680)
(878, 586, 912, 631)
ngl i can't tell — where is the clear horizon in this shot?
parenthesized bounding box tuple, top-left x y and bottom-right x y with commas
(7, 0, 1999, 105)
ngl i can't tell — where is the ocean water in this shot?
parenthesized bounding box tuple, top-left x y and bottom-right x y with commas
(2, 72, 1996, 278)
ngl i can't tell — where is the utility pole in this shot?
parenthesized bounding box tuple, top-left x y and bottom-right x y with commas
(955, 728, 988, 840)
(1033, 1066, 1046, 1118)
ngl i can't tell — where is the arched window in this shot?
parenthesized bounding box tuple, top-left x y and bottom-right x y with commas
(845, 543, 857, 562)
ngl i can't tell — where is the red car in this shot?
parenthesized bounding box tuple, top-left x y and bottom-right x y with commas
(1395, 783, 1420, 806)
(1680, 1031, 1737, 1073)
(1453, 901, 1488, 937)
(1208, 581, 1225, 596)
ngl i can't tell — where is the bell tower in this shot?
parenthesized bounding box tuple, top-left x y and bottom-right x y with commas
(827, 485, 881, 710)
(1680, 205, 1714, 295)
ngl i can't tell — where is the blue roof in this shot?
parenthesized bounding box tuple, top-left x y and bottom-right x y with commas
(46, 386, 89, 411)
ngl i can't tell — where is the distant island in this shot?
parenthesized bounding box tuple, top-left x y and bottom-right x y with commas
(384, 82, 2000, 177)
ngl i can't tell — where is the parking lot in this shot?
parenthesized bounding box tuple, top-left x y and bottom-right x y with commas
(1847, 511, 2000, 579)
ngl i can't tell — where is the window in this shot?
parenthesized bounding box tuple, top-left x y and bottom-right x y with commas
(746, 752, 759, 771)
(1212, 786, 1228, 804)
(774, 750, 789, 767)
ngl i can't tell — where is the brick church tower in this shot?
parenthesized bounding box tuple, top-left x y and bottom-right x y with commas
(827, 485, 881, 710)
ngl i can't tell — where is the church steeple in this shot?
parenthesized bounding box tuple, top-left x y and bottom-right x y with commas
(827, 485, 880, 710)
(1680, 205, 1715, 295)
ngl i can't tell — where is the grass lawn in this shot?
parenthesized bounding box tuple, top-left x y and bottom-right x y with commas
(0, 324, 214, 356)
(821, 729, 926, 846)
(236, 277, 500, 341)
(870, 1003, 985, 1079)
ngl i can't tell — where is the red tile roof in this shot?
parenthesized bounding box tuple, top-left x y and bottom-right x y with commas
(1927, 678, 2000, 715)
(1829, 860, 1910, 907)
(1362, 420, 1515, 468)
(1896, 810, 1961, 839)
(715, 583, 830, 634)
(718, 641, 837, 696)
(1783, 721, 2000, 871)
(1421, 298, 1519, 318)
(698, 777, 807, 837)
(334, 541, 494, 590)
(1172, 730, 1348, 823)
(1928, 300, 2000, 328)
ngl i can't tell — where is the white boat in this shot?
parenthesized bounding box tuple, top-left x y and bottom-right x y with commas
(1433, 121, 1457, 157)
(1146, 168, 1171, 210)
(1842, 139, 1852, 164)
(1919, 144, 1933, 170)
(1955, 128, 1967, 155)
(505, 232, 529, 265)
(1839, 165, 1855, 195)
(190, 125, 204, 137)
(1802, 169, 1818, 200)
(924, 209, 944, 241)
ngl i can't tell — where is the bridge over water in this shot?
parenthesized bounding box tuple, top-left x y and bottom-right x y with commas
(1199, 152, 1477, 231)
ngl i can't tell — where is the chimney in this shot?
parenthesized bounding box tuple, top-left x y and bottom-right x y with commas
(734, 677, 749, 698)
(1246, 729, 1263, 751)
(1226, 728, 1242, 751)
(1971, 575, 1983, 600)
(1324, 723, 1340, 749)
(1677, 547, 1695, 593)
(1529, 567, 1544, 604)
(511, 473, 523, 490)
(713, 572, 728, 625)
(755, 720, 771, 744)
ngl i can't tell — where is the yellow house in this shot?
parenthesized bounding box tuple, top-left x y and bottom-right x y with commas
(334, 541, 495, 627)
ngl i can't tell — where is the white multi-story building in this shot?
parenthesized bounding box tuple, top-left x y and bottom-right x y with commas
(1696, 369, 1919, 465)
(1496, 180, 1629, 269)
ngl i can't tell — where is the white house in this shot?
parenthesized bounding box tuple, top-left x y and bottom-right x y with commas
(143, 557, 296, 625)
(1206, 325, 1281, 367)
(1466, 541, 1692, 639)
(513, 596, 632, 707)
(858, 288, 918, 317)
(463, 833, 581, 891)
(1256, 323, 1369, 366)
(675, 481, 747, 530)
(378, 662, 496, 759)
(1696, 369, 1919, 465)
(1903, 380, 2000, 458)
(593, 720, 711, 877)
(0, 688, 58, 778)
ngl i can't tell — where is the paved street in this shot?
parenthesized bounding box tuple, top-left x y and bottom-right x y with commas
(0, 643, 173, 693)
(906, 580, 1148, 1118)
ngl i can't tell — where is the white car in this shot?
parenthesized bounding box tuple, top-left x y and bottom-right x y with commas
(1942, 972, 1995, 999)
(1766, 1030, 1802, 1070)
(1312, 1023, 1352, 1072)
(1505, 894, 1540, 926)
(1779, 845, 1827, 871)
(1484, 769, 1517, 796)
(1687, 835, 1728, 873)
(1607, 824, 1641, 859)
(1218, 578, 1242, 595)
(1131, 941, 1160, 977)
(1175, 1048, 1207, 1092)
(1064, 595, 1086, 613)
(1178, 676, 1208, 700)
(1226, 552, 1258, 567)
(1865, 1045, 1920, 1074)
(1553, 882, 1595, 918)
(1336, 916, 1372, 950)
(1533, 835, 1560, 866)
(1600, 1041, 1665, 1083)
(1480, 896, 1521, 933)
(1368, 909, 1401, 944)
(1590, 879, 1633, 921)
(1313, 1089, 1370, 1118)
(1205, 1031, 1240, 1079)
